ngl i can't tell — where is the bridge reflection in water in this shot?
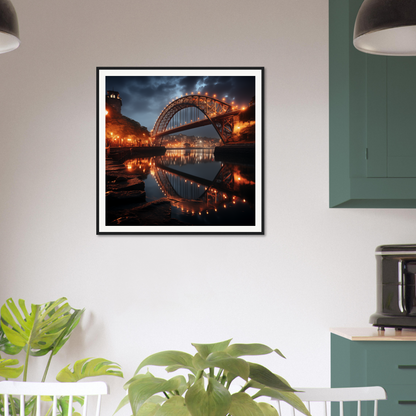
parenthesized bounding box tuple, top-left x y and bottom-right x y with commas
(124, 149, 255, 225)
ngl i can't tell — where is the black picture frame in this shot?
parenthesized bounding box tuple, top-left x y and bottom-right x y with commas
(97, 67, 264, 235)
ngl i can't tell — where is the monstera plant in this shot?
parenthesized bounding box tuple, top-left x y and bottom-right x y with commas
(0, 297, 123, 416)
(116, 339, 311, 416)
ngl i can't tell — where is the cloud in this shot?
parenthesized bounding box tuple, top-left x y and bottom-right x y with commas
(105, 74, 255, 137)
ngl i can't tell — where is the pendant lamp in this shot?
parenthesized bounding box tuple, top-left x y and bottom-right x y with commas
(0, 0, 19, 54)
(354, 0, 416, 56)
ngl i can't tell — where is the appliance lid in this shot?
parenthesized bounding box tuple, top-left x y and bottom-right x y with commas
(376, 244, 416, 256)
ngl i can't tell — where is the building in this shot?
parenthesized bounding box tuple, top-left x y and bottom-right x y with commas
(106, 90, 122, 115)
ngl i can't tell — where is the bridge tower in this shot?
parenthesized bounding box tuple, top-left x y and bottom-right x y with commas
(106, 90, 122, 115)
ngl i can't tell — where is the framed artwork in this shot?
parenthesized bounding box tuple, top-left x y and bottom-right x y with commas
(96, 67, 264, 235)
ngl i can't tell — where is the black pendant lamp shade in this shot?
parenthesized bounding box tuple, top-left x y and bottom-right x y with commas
(354, 0, 416, 55)
(0, 0, 19, 54)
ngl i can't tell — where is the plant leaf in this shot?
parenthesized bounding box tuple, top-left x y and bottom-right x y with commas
(128, 374, 185, 416)
(228, 393, 263, 416)
(136, 351, 194, 375)
(225, 344, 285, 359)
(125, 373, 157, 390)
(204, 352, 250, 381)
(0, 298, 71, 352)
(155, 396, 191, 416)
(249, 363, 295, 392)
(0, 326, 23, 355)
(0, 356, 23, 379)
(256, 402, 279, 416)
(252, 389, 311, 416)
(56, 357, 123, 382)
(30, 307, 85, 357)
(137, 402, 161, 416)
(165, 365, 196, 374)
(114, 394, 131, 414)
(191, 340, 232, 359)
(185, 377, 231, 416)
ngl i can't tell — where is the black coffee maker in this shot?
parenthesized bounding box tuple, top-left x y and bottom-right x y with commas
(370, 244, 416, 329)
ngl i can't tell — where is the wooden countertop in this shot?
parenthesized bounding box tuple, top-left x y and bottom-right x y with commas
(331, 327, 416, 341)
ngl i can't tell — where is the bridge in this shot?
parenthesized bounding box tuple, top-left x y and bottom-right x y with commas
(151, 94, 243, 145)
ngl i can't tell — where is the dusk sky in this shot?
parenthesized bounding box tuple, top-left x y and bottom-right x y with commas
(106, 75, 255, 137)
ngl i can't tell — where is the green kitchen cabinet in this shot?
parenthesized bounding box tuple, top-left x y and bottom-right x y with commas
(330, 0, 416, 207)
(331, 329, 416, 416)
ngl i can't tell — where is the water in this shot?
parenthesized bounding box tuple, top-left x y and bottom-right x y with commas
(123, 148, 255, 226)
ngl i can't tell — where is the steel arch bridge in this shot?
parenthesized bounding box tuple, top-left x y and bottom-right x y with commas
(151, 95, 237, 144)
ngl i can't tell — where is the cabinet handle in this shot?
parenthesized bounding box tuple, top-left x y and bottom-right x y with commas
(398, 365, 416, 369)
(399, 401, 416, 405)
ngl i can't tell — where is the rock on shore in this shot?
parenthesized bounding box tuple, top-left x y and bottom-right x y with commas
(107, 198, 178, 225)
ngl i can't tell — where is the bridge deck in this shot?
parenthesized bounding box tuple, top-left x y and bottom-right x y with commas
(152, 110, 240, 139)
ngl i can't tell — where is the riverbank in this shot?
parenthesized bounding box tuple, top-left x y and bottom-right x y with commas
(105, 155, 182, 226)
(107, 146, 166, 162)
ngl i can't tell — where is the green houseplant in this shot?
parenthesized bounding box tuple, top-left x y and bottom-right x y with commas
(116, 339, 311, 416)
(0, 297, 123, 416)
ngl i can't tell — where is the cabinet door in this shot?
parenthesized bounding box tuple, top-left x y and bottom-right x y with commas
(367, 56, 416, 178)
(329, 0, 416, 207)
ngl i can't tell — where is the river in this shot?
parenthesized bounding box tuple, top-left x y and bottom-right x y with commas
(122, 148, 255, 226)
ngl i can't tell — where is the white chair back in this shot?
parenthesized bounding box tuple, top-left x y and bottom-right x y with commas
(0, 381, 108, 416)
(273, 386, 387, 416)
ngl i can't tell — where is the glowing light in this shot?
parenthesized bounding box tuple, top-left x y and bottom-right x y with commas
(222, 98, 225, 101)
(213, 94, 216, 98)
(198, 92, 201, 94)
(106, 110, 109, 115)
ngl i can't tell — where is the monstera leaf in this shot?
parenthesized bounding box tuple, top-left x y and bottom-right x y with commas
(0, 298, 72, 352)
(42, 395, 84, 416)
(56, 358, 123, 382)
(0, 326, 22, 355)
(30, 307, 85, 357)
(0, 355, 23, 379)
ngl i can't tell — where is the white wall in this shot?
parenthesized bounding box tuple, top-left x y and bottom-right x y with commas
(1, 0, 416, 414)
